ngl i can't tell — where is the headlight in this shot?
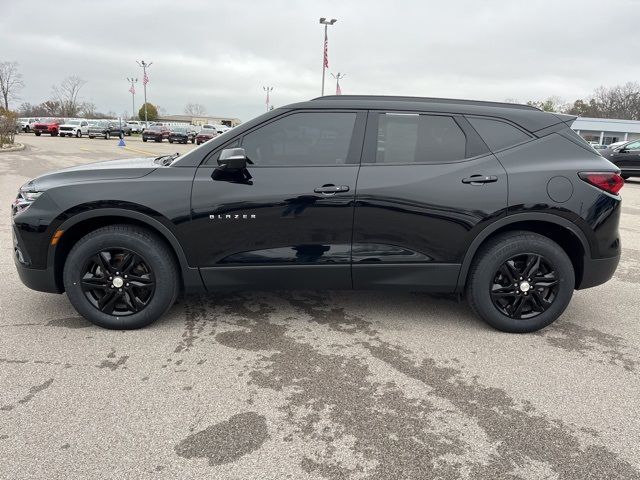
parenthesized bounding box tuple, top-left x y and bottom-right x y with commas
(11, 184, 43, 217)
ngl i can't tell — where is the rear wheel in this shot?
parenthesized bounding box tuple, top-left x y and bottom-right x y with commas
(622, 174, 630, 180)
(466, 232, 574, 333)
(142, 137, 147, 142)
(35, 131, 41, 136)
(63, 225, 179, 329)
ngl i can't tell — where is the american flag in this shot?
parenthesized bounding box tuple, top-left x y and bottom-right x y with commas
(129, 84, 136, 95)
(323, 31, 329, 68)
(143, 72, 149, 86)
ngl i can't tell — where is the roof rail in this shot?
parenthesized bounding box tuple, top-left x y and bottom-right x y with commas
(311, 95, 541, 111)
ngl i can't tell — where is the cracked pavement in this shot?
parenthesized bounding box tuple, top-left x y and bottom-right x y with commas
(1, 135, 639, 479)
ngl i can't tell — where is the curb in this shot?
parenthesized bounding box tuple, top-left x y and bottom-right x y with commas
(0, 143, 26, 153)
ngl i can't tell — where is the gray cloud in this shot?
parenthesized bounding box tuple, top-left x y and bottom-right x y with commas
(2, 0, 639, 120)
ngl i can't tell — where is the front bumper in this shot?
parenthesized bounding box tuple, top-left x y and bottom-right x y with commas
(13, 228, 60, 293)
(577, 253, 620, 289)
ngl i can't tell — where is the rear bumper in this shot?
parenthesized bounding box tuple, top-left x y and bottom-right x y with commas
(577, 253, 620, 289)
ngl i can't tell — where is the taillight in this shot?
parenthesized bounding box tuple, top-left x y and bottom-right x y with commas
(578, 172, 624, 195)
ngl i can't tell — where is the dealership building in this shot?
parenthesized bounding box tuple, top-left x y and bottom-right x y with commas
(156, 114, 242, 127)
(572, 117, 640, 145)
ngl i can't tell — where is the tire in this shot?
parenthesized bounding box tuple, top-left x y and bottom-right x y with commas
(622, 174, 630, 180)
(76, 130, 82, 138)
(155, 137, 161, 142)
(119, 132, 124, 139)
(191, 139, 195, 144)
(25, 126, 30, 133)
(63, 224, 179, 329)
(105, 132, 110, 140)
(51, 131, 58, 136)
(35, 131, 41, 136)
(142, 137, 147, 142)
(466, 231, 574, 333)
(89, 135, 95, 139)
(169, 139, 173, 144)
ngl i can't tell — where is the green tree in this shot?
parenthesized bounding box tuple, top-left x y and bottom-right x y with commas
(138, 102, 158, 122)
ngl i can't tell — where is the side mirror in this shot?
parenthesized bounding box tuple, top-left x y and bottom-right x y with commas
(218, 148, 249, 170)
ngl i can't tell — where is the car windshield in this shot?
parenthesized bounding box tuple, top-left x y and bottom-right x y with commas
(172, 127, 187, 133)
(147, 126, 161, 131)
(68, 120, 81, 125)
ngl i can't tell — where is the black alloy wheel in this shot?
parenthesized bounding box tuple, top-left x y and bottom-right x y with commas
(490, 254, 558, 320)
(81, 248, 155, 316)
(466, 231, 574, 333)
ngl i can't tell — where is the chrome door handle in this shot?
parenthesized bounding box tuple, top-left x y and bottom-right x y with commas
(462, 175, 498, 185)
(314, 185, 350, 194)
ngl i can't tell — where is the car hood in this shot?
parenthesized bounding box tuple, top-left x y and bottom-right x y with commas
(31, 157, 158, 190)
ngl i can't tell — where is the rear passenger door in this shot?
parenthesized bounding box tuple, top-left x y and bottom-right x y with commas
(352, 111, 508, 291)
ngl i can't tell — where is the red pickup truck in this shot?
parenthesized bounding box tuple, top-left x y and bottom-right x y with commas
(33, 119, 64, 136)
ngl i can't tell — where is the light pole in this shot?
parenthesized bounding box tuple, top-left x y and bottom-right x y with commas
(319, 17, 337, 96)
(263, 86, 273, 112)
(127, 77, 137, 120)
(136, 60, 152, 125)
(331, 72, 345, 95)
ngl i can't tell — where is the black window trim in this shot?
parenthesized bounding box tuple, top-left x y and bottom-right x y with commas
(203, 109, 367, 168)
(361, 109, 492, 166)
(464, 114, 535, 154)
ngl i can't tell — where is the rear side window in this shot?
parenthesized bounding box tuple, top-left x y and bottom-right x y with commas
(241, 112, 357, 166)
(467, 117, 531, 151)
(376, 113, 467, 163)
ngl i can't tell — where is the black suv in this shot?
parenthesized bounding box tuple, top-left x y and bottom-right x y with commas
(11, 96, 623, 332)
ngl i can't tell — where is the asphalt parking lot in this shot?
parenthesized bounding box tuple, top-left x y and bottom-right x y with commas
(1, 134, 640, 479)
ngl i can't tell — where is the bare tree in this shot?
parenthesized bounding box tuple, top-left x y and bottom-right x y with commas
(52, 76, 87, 117)
(0, 61, 25, 110)
(184, 102, 207, 116)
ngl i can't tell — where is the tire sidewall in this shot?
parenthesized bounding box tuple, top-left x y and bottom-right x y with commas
(470, 236, 575, 333)
(63, 230, 177, 329)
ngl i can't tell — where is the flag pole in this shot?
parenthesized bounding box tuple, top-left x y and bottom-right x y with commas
(319, 18, 337, 96)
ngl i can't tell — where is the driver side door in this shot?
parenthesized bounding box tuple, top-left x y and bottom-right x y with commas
(187, 110, 366, 291)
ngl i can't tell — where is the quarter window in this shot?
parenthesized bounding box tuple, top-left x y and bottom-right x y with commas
(375, 113, 467, 164)
(467, 117, 531, 151)
(241, 112, 357, 166)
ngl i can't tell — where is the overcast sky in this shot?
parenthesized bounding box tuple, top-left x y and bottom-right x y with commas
(2, 0, 640, 121)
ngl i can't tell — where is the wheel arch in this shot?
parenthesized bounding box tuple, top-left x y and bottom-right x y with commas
(456, 213, 590, 291)
(50, 209, 203, 293)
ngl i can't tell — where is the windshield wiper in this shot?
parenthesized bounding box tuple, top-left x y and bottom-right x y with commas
(154, 153, 180, 166)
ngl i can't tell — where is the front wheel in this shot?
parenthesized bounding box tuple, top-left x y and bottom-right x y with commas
(63, 225, 179, 329)
(142, 137, 147, 142)
(76, 130, 82, 138)
(466, 232, 574, 333)
(35, 131, 41, 136)
(621, 174, 630, 180)
(105, 132, 110, 140)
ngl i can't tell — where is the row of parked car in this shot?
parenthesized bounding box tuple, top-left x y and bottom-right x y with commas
(16, 117, 230, 144)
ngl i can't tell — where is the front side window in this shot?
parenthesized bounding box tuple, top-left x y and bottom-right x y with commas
(624, 140, 640, 151)
(467, 116, 531, 151)
(241, 112, 357, 166)
(375, 113, 467, 164)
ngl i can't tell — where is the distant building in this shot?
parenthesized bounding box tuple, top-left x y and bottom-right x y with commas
(572, 117, 640, 145)
(156, 114, 241, 127)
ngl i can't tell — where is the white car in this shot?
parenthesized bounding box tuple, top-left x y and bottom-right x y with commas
(18, 117, 40, 133)
(127, 121, 143, 133)
(59, 119, 90, 138)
